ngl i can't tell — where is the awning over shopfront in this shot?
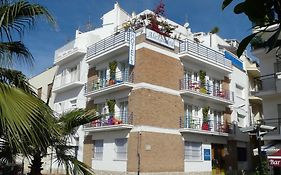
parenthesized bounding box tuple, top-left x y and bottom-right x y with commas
(253, 142, 281, 167)
(253, 143, 281, 156)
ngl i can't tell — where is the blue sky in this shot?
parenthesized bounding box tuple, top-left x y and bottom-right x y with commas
(21, 0, 251, 77)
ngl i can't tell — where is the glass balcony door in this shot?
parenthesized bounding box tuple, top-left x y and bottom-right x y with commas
(99, 69, 107, 88)
(119, 101, 128, 123)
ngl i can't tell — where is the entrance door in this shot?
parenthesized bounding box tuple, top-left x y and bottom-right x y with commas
(212, 144, 226, 175)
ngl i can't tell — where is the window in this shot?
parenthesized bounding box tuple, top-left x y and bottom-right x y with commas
(115, 138, 127, 160)
(237, 113, 246, 127)
(237, 147, 247, 161)
(119, 101, 128, 123)
(236, 84, 244, 98)
(47, 83, 53, 98)
(194, 106, 199, 117)
(184, 141, 202, 161)
(37, 87, 42, 99)
(93, 140, 103, 160)
(70, 99, 77, 108)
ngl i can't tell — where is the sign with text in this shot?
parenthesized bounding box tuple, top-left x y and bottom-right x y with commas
(269, 158, 281, 167)
(146, 28, 175, 49)
(128, 31, 136, 66)
(204, 149, 211, 161)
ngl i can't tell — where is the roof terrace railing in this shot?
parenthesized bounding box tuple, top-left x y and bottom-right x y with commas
(179, 39, 232, 69)
(87, 30, 130, 59)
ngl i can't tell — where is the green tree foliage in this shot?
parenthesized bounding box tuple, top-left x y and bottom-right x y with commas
(222, 0, 281, 57)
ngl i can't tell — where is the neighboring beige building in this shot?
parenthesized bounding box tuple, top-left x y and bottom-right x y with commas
(29, 65, 57, 110)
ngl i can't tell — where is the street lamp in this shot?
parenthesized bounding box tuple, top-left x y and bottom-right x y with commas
(241, 120, 276, 174)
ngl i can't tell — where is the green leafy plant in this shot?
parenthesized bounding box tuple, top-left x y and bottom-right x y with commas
(199, 70, 207, 94)
(222, 0, 281, 57)
(109, 61, 117, 80)
(202, 106, 210, 123)
(106, 99, 116, 114)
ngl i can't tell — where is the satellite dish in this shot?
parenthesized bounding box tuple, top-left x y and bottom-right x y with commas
(184, 22, 189, 29)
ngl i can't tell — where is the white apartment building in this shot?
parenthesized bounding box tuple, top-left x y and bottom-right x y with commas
(51, 2, 130, 163)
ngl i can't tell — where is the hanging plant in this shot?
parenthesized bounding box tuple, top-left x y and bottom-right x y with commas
(106, 99, 116, 114)
(199, 70, 207, 94)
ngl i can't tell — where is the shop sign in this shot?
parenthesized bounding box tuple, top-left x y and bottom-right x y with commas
(146, 28, 175, 49)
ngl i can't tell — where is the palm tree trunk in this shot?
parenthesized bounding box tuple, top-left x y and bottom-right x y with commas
(28, 151, 43, 175)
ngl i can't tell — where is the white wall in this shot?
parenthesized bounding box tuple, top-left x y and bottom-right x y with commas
(230, 64, 250, 127)
(91, 130, 131, 172)
(184, 143, 212, 173)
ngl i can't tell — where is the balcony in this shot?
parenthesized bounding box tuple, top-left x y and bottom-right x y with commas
(54, 40, 86, 65)
(254, 73, 281, 97)
(85, 71, 134, 97)
(86, 30, 131, 64)
(179, 78, 234, 105)
(53, 71, 84, 93)
(83, 112, 133, 132)
(179, 39, 232, 74)
(179, 115, 231, 136)
(262, 118, 281, 140)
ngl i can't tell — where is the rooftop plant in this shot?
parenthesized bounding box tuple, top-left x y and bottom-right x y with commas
(122, 0, 177, 37)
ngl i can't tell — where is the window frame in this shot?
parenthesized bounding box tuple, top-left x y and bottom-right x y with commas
(184, 141, 202, 161)
(93, 140, 104, 160)
(114, 138, 128, 161)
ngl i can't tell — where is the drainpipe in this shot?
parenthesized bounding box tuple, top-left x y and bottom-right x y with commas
(137, 131, 142, 175)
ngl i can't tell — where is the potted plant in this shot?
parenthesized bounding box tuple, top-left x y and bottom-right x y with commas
(109, 61, 117, 85)
(202, 106, 209, 130)
(106, 99, 116, 115)
(199, 70, 207, 94)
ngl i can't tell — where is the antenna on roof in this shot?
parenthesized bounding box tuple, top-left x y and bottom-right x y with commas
(183, 15, 189, 29)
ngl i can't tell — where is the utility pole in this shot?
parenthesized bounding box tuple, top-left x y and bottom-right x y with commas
(256, 124, 264, 175)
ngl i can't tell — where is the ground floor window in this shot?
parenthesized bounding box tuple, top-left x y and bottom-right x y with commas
(93, 140, 103, 160)
(115, 138, 127, 160)
(184, 141, 202, 161)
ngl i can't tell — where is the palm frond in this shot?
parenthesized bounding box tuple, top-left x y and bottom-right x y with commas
(0, 0, 55, 41)
(0, 41, 33, 67)
(0, 83, 60, 155)
(0, 67, 35, 94)
(54, 144, 94, 175)
(58, 109, 98, 136)
(0, 139, 16, 164)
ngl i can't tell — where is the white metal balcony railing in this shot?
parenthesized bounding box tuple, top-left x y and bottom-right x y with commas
(84, 111, 133, 128)
(180, 115, 232, 134)
(53, 71, 80, 89)
(179, 39, 232, 69)
(179, 78, 234, 102)
(87, 30, 130, 59)
(85, 71, 133, 94)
